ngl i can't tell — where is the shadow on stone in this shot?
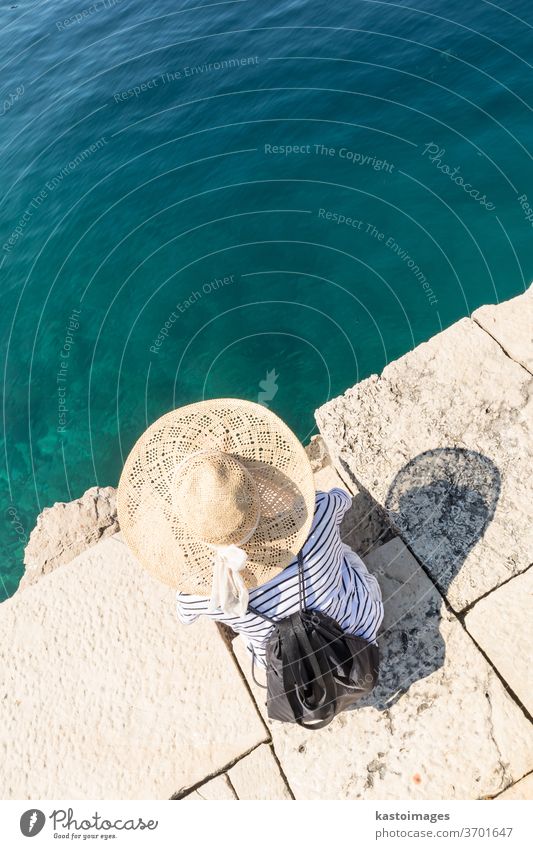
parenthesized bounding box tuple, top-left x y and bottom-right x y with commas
(339, 448, 501, 711)
(338, 485, 395, 558)
(384, 448, 501, 597)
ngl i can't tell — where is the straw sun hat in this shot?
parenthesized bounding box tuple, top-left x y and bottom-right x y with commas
(117, 399, 316, 615)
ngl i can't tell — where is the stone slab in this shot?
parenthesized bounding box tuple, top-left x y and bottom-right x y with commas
(465, 570, 533, 715)
(183, 775, 237, 800)
(0, 534, 267, 799)
(496, 773, 533, 800)
(227, 744, 292, 800)
(316, 314, 533, 611)
(473, 285, 532, 374)
(233, 538, 533, 800)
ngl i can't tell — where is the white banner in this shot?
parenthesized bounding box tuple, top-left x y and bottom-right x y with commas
(0, 799, 530, 848)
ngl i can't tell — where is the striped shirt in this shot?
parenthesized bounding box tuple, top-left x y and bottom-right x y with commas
(176, 488, 384, 667)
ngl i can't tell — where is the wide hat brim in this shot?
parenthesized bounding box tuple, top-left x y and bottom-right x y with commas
(117, 399, 316, 594)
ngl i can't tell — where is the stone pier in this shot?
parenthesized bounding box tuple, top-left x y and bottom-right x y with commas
(0, 287, 531, 800)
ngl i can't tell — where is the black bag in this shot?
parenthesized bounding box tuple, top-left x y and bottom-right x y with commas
(248, 550, 379, 730)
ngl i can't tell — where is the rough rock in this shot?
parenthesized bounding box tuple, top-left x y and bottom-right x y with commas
(233, 538, 533, 800)
(0, 533, 267, 799)
(304, 434, 331, 471)
(316, 308, 533, 611)
(338, 483, 394, 558)
(183, 775, 237, 800)
(473, 285, 532, 374)
(496, 773, 533, 800)
(227, 744, 292, 800)
(21, 486, 118, 590)
(465, 570, 533, 715)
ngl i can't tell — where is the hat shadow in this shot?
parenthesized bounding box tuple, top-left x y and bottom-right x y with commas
(235, 457, 312, 589)
(338, 447, 501, 711)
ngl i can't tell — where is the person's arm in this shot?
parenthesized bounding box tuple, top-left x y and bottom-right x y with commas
(176, 592, 205, 625)
(329, 487, 352, 523)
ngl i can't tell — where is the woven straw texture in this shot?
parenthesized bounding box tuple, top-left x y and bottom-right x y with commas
(117, 399, 316, 593)
(173, 451, 261, 546)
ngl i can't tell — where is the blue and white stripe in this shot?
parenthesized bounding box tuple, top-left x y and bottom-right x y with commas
(176, 488, 384, 667)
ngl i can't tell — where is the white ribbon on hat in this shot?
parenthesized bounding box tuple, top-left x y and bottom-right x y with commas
(207, 506, 260, 616)
(207, 544, 250, 617)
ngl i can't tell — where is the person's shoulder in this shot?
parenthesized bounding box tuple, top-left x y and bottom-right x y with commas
(330, 486, 352, 504)
(312, 488, 352, 530)
(315, 487, 352, 510)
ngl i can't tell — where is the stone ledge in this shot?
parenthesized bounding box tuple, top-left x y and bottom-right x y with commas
(1, 534, 267, 799)
(183, 775, 237, 800)
(465, 569, 533, 716)
(473, 285, 532, 374)
(495, 773, 533, 800)
(227, 744, 293, 800)
(316, 287, 533, 612)
(20, 486, 118, 591)
(232, 538, 533, 800)
(181, 744, 292, 800)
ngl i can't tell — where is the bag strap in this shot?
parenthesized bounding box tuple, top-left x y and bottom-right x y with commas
(283, 549, 339, 729)
(296, 549, 306, 613)
(250, 647, 267, 689)
(247, 550, 338, 729)
(280, 621, 337, 729)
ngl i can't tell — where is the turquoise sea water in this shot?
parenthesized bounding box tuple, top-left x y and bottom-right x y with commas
(1, 0, 532, 597)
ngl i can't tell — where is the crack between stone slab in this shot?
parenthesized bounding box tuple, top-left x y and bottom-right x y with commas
(491, 768, 533, 799)
(391, 533, 453, 609)
(324, 451, 358, 496)
(267, 741, 296, 800)
(483, 673, 512, 793)
(207, 629, 296, 800)
(456, 620, 533, 726)
(193, 773, 237, 801)
(213, 622, 273, 742)
(398, 531, 533, 726)
(170, 740, 266, 799)
(459, 560, 533, 616)
(362, 523, 533, 729)
(224, 772, 239, 800)
(332, 463, 533, 726)
(472, 317, 533, 376)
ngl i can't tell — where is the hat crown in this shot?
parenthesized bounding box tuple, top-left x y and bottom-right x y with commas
(174, 451, 260, 545)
